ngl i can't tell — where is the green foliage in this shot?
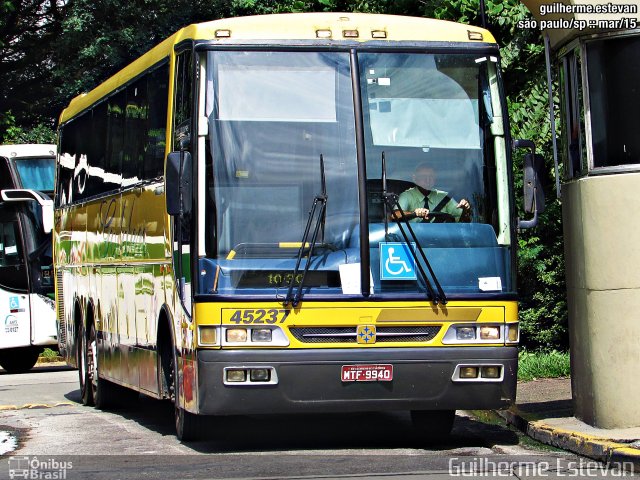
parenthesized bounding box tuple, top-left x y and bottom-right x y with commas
(1, 111, 56, 144)
(229, 0, 389, 14)
(509, 77, 568, 350)
(39, 348, 60, 359)
(4, 124, 56, 144)
(518, 350, 570, 381)
(0, 1, 65, 143)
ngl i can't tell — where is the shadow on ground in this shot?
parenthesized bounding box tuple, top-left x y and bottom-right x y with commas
(93, 394, 521, 453)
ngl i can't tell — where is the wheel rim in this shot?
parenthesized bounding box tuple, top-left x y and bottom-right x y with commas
(88, 327, 98, 396)
(170, 352, 184, 436)
(78, 335, 87, 385)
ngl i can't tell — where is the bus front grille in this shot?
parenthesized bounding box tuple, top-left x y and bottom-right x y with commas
(289, 326, 441, 344)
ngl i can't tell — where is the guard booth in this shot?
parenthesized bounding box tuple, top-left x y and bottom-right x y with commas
(521, 0, 640, 428)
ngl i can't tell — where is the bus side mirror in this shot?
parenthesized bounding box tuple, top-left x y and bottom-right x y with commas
(523, 153, 546, 214)
(514, 139, 545, 229)
(166, 151, 192, 217)
(0, 189, 53, 234)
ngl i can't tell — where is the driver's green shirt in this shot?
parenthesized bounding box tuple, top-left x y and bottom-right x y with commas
(398, 187, 463, 222)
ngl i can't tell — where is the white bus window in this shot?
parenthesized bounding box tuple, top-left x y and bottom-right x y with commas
(0, 221, 25, 279)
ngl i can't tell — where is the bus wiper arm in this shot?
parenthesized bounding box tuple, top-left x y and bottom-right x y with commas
(283, 154, 327, 307)
(381, 153, 447, 304)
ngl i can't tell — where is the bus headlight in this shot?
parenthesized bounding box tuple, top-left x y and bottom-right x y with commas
(480, 326, 501, 340)
(251, 328, 272, 342)
(226, 369, 247, 382)
(226, 328, 248, 342)
(222, 326, 290, 346)
(481, 366, 502, 378)
(453, 364, 503, 382)
(224, 366, 279, 385)
(456, 327, 476, 340)
(506, 323, 520, 344)
(198, 326, 218, 346)
(443, 324, 506, 344)
(250, 368, 271, 381)
(460, 366, 479, 378)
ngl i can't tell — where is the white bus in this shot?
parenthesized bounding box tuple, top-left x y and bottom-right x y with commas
(0, 144, 57, 373)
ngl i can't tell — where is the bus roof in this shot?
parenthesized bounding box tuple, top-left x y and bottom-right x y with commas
(0, 144, 56, 159)
(60, 12, 495, 124)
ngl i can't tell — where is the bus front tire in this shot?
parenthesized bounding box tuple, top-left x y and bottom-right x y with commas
(167, 349, 204, 441)
(0, 347, 41, 374)
(175, 405, 202, 442)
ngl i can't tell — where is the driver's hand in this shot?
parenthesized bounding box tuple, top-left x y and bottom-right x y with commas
(458, 199, 472, 222)
(414, 208, 430, 219)
(457, 199, 471, 211)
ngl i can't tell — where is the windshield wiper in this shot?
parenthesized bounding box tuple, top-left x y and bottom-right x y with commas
(381, 152, 447, 305)
(283, 154, 328, 307)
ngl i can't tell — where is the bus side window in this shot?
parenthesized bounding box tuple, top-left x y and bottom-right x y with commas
(123, 77, 148, 184)
(0, 221, 22, 267)
(174, 50, 193, 151)
(0, 157, 12, 190)
(107, 90, 126, 191)
(172, 48, 194, 305)
(144, 64, 169, 180)
(0, 216, 28, 291)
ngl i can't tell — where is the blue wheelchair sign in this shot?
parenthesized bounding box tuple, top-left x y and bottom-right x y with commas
(9, 296, 20, 311)
(380, 242, 417, 280)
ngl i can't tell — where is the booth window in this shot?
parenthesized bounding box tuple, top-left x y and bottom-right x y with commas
(558, 47, 587, 179)
(586, 35, 640, 169)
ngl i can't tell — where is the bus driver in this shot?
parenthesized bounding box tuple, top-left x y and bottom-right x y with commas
(393, 163, 471, 223)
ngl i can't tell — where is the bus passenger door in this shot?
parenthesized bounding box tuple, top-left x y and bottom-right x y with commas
(170, 47, 196, 410)
(0, 208, 31, 350)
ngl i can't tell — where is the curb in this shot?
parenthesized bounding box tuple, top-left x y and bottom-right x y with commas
(499, 408, 640, 471)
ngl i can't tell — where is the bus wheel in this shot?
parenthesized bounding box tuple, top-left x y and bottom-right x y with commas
(168, 351, 203, 441)
(410, 410, 456, 439)
(0, 347, 40, 374)
(175, 404, 202, 442)
(87, 322, 120, 410)
(78, 324, 94, 406)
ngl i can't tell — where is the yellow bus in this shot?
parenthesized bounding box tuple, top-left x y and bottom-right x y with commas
(55, 12, 539, 440)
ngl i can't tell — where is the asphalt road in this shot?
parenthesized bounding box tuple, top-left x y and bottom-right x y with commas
(0, 364, 615, 480)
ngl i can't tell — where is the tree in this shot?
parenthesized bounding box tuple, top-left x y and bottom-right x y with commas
(0, 1, 66, 142)
(0, 0, 234, 143)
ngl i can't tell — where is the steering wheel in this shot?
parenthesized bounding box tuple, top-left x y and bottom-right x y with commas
(425, 212, 455, 223)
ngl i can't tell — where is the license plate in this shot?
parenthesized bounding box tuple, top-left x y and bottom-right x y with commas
(341, 364, 393, 382)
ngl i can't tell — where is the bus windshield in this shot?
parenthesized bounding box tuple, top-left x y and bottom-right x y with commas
(361, 52, 513, 297)
(200, 50, 512, 298)
(202, 51, 359, 297)
(13, 157, 56, 192)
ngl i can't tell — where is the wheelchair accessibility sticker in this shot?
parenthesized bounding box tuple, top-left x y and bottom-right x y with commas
(9, 296, 23, 313)
(380, 242, 417, 280)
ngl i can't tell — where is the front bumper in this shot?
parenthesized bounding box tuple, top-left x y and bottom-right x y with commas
(196, 346, 517, 415)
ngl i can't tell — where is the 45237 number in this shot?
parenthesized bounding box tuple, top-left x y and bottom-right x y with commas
(229, 309, 291, 324)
